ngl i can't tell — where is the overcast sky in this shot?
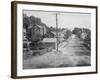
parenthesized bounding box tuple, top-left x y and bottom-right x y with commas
(23, 10, 91, 30)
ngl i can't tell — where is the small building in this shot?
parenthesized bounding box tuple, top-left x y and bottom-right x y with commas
(41, 38, 57, 49)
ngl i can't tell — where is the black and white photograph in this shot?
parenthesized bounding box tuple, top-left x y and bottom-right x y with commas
(23, 10, 91, 69)
(11, 1, 97, 78)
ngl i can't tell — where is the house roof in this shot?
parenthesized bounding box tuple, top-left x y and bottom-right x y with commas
(41, 38, 57, 43)
(51, 31, 56, 36)
(36, 24, 43, 28)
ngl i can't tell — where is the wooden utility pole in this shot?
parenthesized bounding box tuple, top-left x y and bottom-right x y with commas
(56, 13, 58, 52)
(52, 13, 59, 52)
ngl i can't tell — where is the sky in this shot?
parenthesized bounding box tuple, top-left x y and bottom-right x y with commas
(23, 10, 91, 30)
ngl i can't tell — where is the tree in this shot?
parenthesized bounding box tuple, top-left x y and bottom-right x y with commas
(72, 27, 91, 50)
(29, 16, 36, 25)
(82, 28, 91, 50)
(35, 17, 42, 25)
(64, 29, 72, 40)
(23, 14, 30, 29)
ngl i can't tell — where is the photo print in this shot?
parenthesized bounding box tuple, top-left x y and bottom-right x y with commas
(23, 10, 91, 69)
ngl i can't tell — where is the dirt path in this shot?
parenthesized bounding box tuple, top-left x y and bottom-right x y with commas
(58, 34, 90, 56)
(23, 34, 90, 69)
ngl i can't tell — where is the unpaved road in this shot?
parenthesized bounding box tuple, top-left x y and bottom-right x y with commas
(23, 34, 90, 69)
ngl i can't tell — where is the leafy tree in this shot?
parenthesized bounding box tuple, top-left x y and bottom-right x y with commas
(72, 27, 82, 38)
(82, 28, 91, 50)
(72, 27, 91, 50)
(23, 15, 43, 48)
(64, 29, 72, 40)
(35, 17, 42, 25)
(29, 16, 36, 26)
(23, 14, 30, 29)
